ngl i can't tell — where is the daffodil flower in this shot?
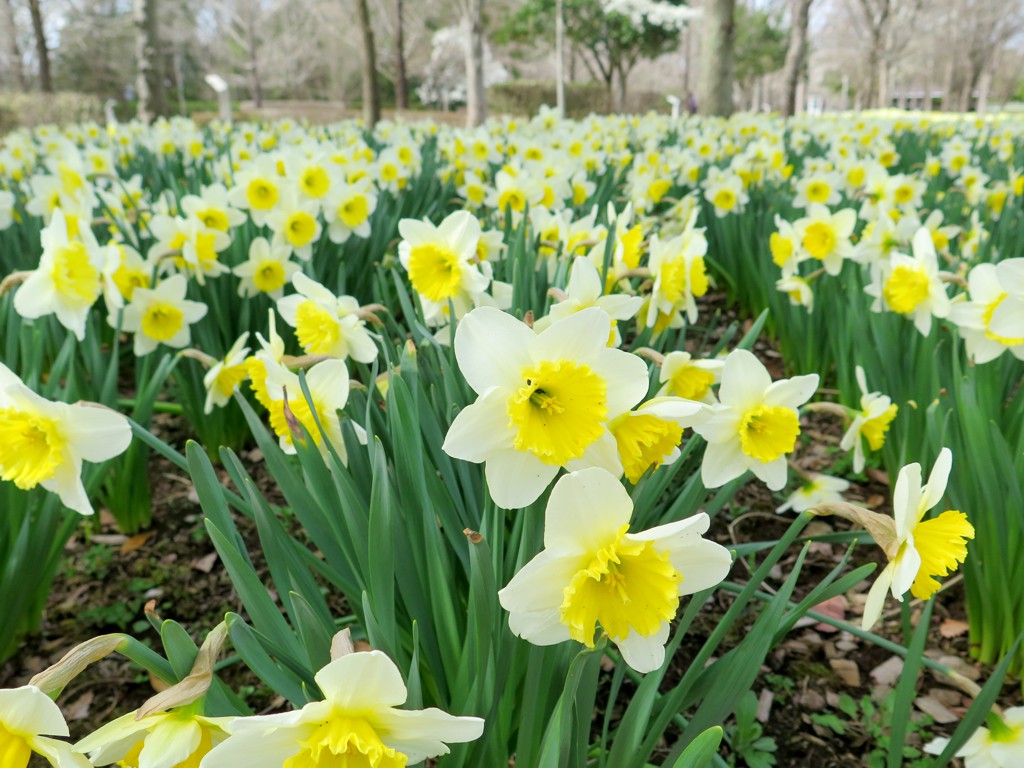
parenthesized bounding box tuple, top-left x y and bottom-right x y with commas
(692, 349, 818, 491)
(609, 397, 706, 484)
(14, 208, 105, 341)
(925, 709, 1024, 768)
(398, 210, 489, 327)
(0, 362, 131, 515)
(656, 351, 723, 403)
(202, 332, 252, 415)
(442, 306, 648, 508)
(865, 227, 950, 336)
(533, 256, 643, 346)
(276, 273, 378, 364)
(776, 473, 849, 514)
(119, 274, 209, 356)
(0, 685, 90, 768)
(839, 366, 898, 473)
(74, 707, 232, 768)
(201, 651, 484, 767)
(498, 468, 732, 672)
(858, 448, 974, 630)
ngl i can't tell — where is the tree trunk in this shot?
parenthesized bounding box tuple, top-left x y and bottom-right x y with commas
(353, 0, 381, 127)
(697, 0, 736, 117)
(394, 0, 408, 109)
(464, 0, 486, 126)
(2, 0, 25, 91)
(245, 3, 263, 108)
(864, 32, 881, 108)
(134, 0, 165, 122)
(780, 0, 812, 116)
(27, 0, 51, 93)
(614, 64, 628, 113)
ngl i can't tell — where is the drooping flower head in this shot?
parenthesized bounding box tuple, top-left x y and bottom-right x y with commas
(859, 448, 974, 630)
(0, 363, 131, 515)
(839, 366, 898, 473)
(498, 468, 732, 672)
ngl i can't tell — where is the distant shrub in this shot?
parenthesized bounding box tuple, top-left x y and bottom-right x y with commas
(488, 80, 610, 118)
(0, 91, 103, 134)
(487, 80, 673, 118)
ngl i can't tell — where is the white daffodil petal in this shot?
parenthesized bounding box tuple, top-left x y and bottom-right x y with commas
(316, 651, 407, 711)
(453, 307, 534, 395)
(0, 686, 70, 737)
(542, 467, 632, 552)
(484, 450, 560, 510)
(376, 708, 485, 764)
(615, 623, 670, 674)
(138, 717, 201, 768)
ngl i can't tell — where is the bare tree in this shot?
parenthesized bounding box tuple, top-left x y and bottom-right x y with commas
(354, 0, 381, 126)
(27, 0, 51, 92)
(1, 0, 26, 91)
(394, 0, 408, 109)
(461, 0, 487, 125)
(847, 0, 924, 107)
(781, 0, 813, 116)
(698, 0, 736, 116)
(134, 0, 166, 122)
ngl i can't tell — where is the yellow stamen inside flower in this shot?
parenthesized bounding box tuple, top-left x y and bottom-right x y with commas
(0, 722, 32, 768)
(246, 358, 274, 409)
(712, 188, 736, 211)
(113, 265, 150, 301)
(560, 524, 681, 645)
(689, 256, 708, 298)
(507, 360, 607, 465)
(893, 184, 914, 205)
(498, 189, 526, 213)
(51, 241, 100, 307)
(620, 226, 644, 270)
(193, 231, 220, 270)
(141, 302, 185, 341)
(909, 510, 974, 600)
(802, 221, 837, 260)
(806, 181, 830, 204)
(269, 388, 327, 448)
(294, 301, 340, 355)
(198, 208, 229, 231)
(861, 404, 898, 451)
(285, 211, 317, 247)
(658, 258, 687, 304)
(648, 179, 671, 204)
(770, 233, 793, 268)
(284, 715, 407, 768)
(246, 178, 279, 210)
(612, 413, 683, 484)
(668, 365, 715, 401)
(338, 196, 369, 229)
(883, 265, 929, 314)
(0, 408, 65, 489)
(738, 405, 800, 463)
(983, 293, 1024, 345)
(931, 230, 949, 252)
(301, 167, 330, 198)
(254, 261, 287, 293)
(214, 363, 249, 399)
(407, 243, 463, 302)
